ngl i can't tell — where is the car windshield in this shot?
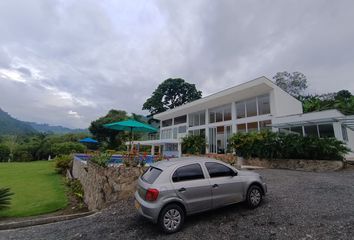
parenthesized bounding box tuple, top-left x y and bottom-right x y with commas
(141, 167, 162, 184)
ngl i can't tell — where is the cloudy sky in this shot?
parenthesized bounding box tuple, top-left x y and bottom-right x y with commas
(0, 0, 353, 128)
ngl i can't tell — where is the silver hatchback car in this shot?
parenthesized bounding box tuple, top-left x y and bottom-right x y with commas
(134, 157, 267, 233)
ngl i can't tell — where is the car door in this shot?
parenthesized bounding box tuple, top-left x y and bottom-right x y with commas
(205, 162, 244, 209)
(171, 163, 212, 214)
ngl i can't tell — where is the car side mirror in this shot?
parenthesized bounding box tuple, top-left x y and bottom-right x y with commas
(232, 170, 238, 177)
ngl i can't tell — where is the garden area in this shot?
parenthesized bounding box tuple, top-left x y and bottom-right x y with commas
(0, 161, 68, 218)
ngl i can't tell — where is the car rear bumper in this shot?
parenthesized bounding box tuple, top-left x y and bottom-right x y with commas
(134, 191, 161, 223)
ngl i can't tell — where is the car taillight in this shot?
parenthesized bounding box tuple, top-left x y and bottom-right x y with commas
(145, 188, 159, 201)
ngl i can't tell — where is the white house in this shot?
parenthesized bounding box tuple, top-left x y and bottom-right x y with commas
(134, 76, 354, 158)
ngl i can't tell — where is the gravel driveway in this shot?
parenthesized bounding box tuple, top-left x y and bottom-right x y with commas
(1, 169, 354, 240)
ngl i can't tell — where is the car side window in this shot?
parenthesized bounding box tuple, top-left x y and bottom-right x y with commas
(172, 164, 204, 182)
(205, 162, 235, 178)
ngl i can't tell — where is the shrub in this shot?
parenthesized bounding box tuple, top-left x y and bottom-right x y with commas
(229, 131, 349, 160)
(90, 152, 111, 167)
(55, 154, 73, 174)
(66, 179, 84, 204)
(182, 135, 206, 154)
(52, 142, 86, 156)
(13, 147, 33, 162)
(0, 188, 14, 211)
(0, 144, 10, 162)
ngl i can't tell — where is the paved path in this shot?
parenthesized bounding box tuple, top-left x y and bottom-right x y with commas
(1, 169, 354, 240)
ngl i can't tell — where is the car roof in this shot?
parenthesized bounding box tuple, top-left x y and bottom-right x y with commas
(151, 157, 224, 169)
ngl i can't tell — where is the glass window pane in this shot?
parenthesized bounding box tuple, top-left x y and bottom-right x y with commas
(194, 113, 199, 126)
(304, 125, 318, 137)
(142, 167, 162, 184)
(215, 109, 223, 122)
(246, 98, 257, 117)
(279, 128, 290, 134)
(172, 164, 204, 182)
(173, 127, 177, 139)
(188, 114, 194, 127)
(162, 119, 172, 127)
(342, 125, 348, 141)
(258, 95, 270, 115)
(209, 110, 215, 123)
(205, 162, 234, 178)
(247, 122, 258, 132)
(224, 105, 232, 121)
(259, 120, 272, 130)
(200, 112, 205, 125)
(178, 126, 186, 133)
(174, 115, 186, 125)
(236, 102, 245, 119)
(237, 123, 246, 133)
(318, 124, 334, 138)
(290, 126, 303, 135)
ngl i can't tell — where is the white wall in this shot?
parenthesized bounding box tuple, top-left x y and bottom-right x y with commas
(273, 87, 303, 117)
(346, 128, 354, 158)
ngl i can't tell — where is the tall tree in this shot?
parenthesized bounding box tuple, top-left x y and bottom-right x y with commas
(143, 78, 202, 115)
(89, 110, 129, 149)
(273, 71, 308, 97)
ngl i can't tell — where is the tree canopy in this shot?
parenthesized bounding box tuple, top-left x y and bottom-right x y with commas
(273, 71, 308, 97)
(143, 78, 202, 115)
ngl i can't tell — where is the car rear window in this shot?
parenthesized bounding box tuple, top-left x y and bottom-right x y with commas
(141, 167, 162, 184)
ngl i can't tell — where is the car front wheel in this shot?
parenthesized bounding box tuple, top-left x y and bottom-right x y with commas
(158, 204, 185, 234)
(246, 185, 262, 209)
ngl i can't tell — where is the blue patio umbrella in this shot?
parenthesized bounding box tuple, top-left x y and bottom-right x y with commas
(79, 137, 98, 144)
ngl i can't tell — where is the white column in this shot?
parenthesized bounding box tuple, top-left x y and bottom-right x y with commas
(205, 109, 209, 154)
(231, 101, 237, 134)
(151, 145, 155, 155)
(178, 142, 182, 157)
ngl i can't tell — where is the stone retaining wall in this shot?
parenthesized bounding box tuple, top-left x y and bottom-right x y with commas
(72, 158, 145, 210)
(242, 158, 344, 172)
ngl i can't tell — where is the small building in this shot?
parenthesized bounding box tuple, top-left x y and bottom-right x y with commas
(134, 76, 354, 158)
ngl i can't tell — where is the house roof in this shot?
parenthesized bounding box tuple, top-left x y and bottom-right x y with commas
(154, 76, 299, 120)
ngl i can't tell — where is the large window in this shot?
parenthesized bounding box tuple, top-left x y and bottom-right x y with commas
(259, 120, 272, 130)
(172, 164, 204, 182)
(162, 119, 172, 127)
(178, 126, 187, 133)
(318, 124, 334, 138)
(304, 125, 318, 137)
(173, 127, 178, 139)
(237, 123, 246, 133)
(174, 115, 186, 125)
(189, 111, 205, 127)
(205, 162, 235, 178)
(161, 129, 172, 139)
(247, 122, 258, 132)
(236, 94, 270, 119)
(246, 99, 257, 117)
(258, 95, 270, 115)
(342, 125, 348, 141)
(209, 104, 232, 123)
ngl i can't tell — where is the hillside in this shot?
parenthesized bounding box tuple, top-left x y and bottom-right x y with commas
(0, 108, 36, 135)
(0, 108, 87, 135)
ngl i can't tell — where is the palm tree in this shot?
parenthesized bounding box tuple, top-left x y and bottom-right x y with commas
(0, 188, 13, 210)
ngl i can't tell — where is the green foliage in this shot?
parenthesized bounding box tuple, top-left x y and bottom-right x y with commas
(300, 90, 354, 115)
(273, 71, 308, 97)
(55, 154, 73, 175)
(182, 135, 206, 154)
(89, 109, 129, 149)
(0, 144, 10, 162)
(65, 179, 84, 204)
(0, 188, 14, 211)
(229, 131, 349, 160)
(52, 142, 86, 156)
(143, 78, 202, 115)
(90, 152, 112, 167)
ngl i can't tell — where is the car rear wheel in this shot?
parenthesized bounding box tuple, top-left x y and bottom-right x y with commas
(158, 204, 185, 234)
(246, 185, 262, 209)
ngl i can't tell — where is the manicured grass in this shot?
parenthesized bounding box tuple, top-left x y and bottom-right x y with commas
(0, 161, 68, 218)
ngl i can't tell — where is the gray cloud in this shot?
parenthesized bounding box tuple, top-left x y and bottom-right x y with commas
(0, 0, 353, 128)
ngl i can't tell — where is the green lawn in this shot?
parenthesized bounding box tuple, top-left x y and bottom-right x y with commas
(0, 161, 68, 218)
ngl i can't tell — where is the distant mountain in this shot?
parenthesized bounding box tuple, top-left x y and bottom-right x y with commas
(0, 108, 36, 135)
(27, 122, 88, 134)
(0, 108, 87, 135)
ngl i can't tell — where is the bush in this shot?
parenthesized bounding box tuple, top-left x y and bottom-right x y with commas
(0, 144, 10, 162)
(0, 188, 14, 211)
(52, 142, 86, 156)
(182, 135, 206, 154)
(66, 179, 84, 204)
(229, 131, 349, 160)
(55, 154, 73, 174)
(90, 152, 111, 167)
(13, 147, 33, 162)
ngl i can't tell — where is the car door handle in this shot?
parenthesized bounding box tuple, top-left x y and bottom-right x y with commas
(178, 187, 186, 192)
(212, 184, 219, 188)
